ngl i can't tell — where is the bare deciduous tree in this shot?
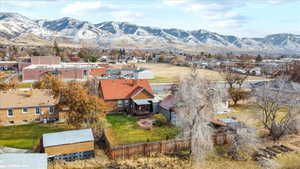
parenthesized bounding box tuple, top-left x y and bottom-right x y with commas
(254, 78, 300, 140)
(228, 127, 260, 160)
(176, 68, 226, 166)
(221, 69, 249, 105)
(221, 69, 248, 89)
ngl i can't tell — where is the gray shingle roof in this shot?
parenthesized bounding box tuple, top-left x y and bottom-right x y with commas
(0, 153, 47, 169)
(42, 128, 94, 147)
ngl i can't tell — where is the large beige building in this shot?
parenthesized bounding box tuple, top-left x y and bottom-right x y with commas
(0, 89, 58, 126)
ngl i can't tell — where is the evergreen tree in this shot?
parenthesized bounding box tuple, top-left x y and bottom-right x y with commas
(255, 54, 263, 63)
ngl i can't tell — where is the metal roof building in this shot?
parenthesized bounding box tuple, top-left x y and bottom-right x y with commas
(42, 128, 94, 147)
(0, 153, 47, 169)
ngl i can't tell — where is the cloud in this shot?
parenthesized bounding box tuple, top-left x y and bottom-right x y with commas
(162, 0, 191, 6)
(0, 0, 58, 8)
(161, 0, 251, 30)
(110, 11, 143, 22)
(61, 1, 103, 16)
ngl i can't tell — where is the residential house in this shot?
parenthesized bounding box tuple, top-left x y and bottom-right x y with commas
(0, 153, 48, 169)
(41, 128, 95, 162)
(0, 89, 58, 126)
(99, 79, 158, 115)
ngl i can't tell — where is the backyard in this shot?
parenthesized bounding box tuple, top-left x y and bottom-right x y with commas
(105, 114, 180, 146)
(0, 123, 70, 149)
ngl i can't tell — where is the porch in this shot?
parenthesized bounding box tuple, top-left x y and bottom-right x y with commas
(129, 99, 154, 117)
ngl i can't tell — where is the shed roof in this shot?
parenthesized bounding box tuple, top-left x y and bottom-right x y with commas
(0, 153, 47, 169)
(159, 95, 176, 111)
(42, 128, 94, 147)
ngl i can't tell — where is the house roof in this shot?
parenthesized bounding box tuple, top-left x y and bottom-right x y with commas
(0, 153, 48, 169)
(90, 68, 107, 76)
(99, 79, 153, 100)
(42, 128, 94, 147)
(0, 89, 56, 109)
(210, 119, 228, 127)
(159, 95, 176, 111)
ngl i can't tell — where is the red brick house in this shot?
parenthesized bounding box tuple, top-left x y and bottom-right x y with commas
(99, 79, 156, 115)
(0, 89, 61, 126)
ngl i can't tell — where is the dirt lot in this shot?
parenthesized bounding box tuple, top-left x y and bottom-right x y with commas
(138, 63, 265, 83)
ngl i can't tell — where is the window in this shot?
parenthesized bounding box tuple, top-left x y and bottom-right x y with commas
(49, 106, 54, 114)
(7, 109, 13, 117)
(22, 108, 28, 113)
(117, 100, 123, 108)
(124, 100, 129, 106)
(22, 120, 28, 123)
(9, 121, 14, 124)
(35, 107, 41, 115)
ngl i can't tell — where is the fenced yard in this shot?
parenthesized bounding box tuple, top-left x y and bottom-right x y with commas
(107, 139, 190, 160)
(105, 114, 180, 146)
(105, 131, 229, 160)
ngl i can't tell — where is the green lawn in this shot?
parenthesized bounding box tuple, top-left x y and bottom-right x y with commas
(106, 114, 180, 146)
(17, 82, 33, 88)
(0, 123, 69, 149)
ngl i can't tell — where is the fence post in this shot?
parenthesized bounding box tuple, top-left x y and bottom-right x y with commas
(160, 141, 163, 153)
(144, 143, 147, 156)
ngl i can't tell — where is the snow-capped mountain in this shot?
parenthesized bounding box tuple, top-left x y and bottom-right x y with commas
(0, 12, 300, 55)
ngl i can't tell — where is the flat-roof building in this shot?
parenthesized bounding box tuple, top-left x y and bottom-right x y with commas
(22, 56, 105, 82)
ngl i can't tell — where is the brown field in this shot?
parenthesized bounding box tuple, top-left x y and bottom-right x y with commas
(138, 63, 265, 83)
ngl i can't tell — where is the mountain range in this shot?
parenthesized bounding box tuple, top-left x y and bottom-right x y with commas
(0, 12, 300, 55)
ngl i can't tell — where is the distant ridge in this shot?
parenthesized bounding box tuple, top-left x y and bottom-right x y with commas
(0, 12, 299, 55)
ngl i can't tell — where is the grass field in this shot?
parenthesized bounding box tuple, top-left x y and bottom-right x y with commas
(106, 114, 179, 146)
(0, 123, 70, 149)
(138, 63, 265, 83)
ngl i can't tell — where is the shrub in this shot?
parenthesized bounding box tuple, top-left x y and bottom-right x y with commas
(153, 114, 168, 126)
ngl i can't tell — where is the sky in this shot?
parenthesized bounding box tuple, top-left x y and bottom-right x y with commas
(0, 0, 299, 38)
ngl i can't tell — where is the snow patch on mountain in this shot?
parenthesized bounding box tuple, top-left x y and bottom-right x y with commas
(0, 12, 299, 55)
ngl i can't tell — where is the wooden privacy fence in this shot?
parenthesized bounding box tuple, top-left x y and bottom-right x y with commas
(108, 139, 190, 160)
(106, 133, 230, 160)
